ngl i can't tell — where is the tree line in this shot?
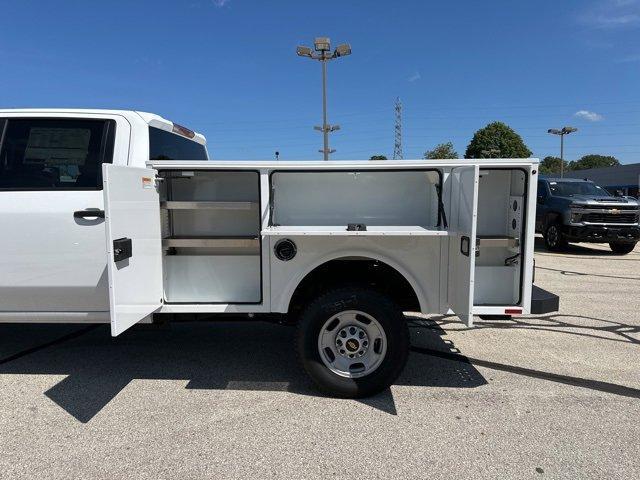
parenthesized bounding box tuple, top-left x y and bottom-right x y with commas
(370, 121, 620, 173)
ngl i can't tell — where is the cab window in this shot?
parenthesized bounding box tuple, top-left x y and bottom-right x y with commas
(0, 118, 115, 190)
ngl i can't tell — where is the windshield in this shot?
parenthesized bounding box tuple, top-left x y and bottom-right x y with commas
(548, 181, 611, 197)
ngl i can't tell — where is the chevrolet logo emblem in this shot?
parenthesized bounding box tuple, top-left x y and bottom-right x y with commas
(611, 209, 619, 213)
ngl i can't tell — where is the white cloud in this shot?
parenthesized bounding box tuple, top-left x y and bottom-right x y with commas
(574, 110, 604, 121)
(408, 72, 421, 82)
(579, 0, 640, 28)
(616, 52, 640, 62)
(212, 0, 230, 6)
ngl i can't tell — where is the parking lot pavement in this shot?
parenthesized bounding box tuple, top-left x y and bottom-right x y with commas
(0, 239, 638, 479)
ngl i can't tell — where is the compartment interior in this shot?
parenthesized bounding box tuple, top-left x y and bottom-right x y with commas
(270, 170, 442, 232)
(159, 170, 261, 303)
(474, 169, 526, 305)
(153, 167, 525, 306)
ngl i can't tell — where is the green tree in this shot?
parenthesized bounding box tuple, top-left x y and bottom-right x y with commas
(569, 154, 620, 171)
(539, 156, 569, 175)
(370, 155, 388, 160)
(464, 121, 532, 159)
(424, 142, 458, 159)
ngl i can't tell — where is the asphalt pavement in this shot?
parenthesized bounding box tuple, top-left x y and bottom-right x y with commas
(0, 238, 638, 479)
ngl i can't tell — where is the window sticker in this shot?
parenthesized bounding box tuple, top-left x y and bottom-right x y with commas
(24, 128, 91, 166)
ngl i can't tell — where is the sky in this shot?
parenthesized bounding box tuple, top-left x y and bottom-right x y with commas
(1, 0, 639, 163)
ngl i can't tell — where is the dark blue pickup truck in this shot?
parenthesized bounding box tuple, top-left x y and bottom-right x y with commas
(536, 178, 640, 254)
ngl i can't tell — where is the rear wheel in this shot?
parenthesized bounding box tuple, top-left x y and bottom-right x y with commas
(297, 287, 409, 398)
(609, 242, 636, 255)
(544, 221, 567, 251)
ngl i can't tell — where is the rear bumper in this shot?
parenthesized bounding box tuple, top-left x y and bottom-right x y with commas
(562, 224, 640, 243)
(531, 285, 559, 315)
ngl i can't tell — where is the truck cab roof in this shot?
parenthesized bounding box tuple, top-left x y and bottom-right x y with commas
(0, 108, 207, 146)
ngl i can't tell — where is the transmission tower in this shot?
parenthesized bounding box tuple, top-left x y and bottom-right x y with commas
(393, 97, 403, 159)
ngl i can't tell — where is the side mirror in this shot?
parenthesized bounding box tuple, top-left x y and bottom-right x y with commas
(537, 195, 545, 204)
(614, 189, 624, 197)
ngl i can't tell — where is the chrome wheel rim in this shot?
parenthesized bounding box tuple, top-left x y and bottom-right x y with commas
(317, 310, 387, 378)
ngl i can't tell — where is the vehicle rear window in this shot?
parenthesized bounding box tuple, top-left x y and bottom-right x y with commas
(149, 127, 208, 160)
(0, 118, 115, 190)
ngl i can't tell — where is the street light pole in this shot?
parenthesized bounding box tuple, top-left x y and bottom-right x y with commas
(560, 134, 564, 177)
(297, 37, 351, 160)
(547, 126, 577, 178)
(321, 56, 329, 160)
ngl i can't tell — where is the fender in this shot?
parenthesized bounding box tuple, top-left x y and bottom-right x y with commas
(274, 247, 428, 314)
(544, 211, 563, 228)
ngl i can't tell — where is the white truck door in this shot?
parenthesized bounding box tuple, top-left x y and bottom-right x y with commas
(447, 165, 479, 326)
(0, 116, 122, 314)
(103, 164, 163, 336)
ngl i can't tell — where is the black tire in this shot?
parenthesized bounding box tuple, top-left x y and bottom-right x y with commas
(296, 287, 409, 398)
(544, 221, 567, 251)
(609, 242, 636, 255)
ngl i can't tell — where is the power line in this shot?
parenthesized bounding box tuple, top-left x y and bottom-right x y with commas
(195, 104, 640, 127)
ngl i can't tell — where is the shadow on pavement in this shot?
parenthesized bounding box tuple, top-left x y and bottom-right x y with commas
(535, 265, 640, 281)
(534, 236, 639, 258)
(437, 313, 640, 345)
(411, 315, 640, 400)
(0, 316, 486, 423)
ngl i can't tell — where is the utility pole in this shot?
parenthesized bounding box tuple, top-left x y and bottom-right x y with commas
(393, 97, 403, 160)
(297, 38, 352, 160)
(547, 127, 578, 178)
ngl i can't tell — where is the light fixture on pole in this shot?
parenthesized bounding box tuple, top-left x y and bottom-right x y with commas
(297, 37, 352, 160)
(547, 126, 577, 178)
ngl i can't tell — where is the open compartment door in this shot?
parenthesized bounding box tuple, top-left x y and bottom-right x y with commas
(103, 165, 163, 336)
(447, 165, 479, 326)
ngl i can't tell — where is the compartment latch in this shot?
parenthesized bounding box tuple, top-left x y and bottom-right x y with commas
(113, 237, 132, 262)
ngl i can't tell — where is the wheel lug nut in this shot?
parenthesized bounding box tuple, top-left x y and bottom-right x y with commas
(358, 331, 365, 338)
(349, 327, 356, 334)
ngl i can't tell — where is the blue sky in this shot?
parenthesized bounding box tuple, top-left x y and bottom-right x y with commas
(1, 0, 639, 163)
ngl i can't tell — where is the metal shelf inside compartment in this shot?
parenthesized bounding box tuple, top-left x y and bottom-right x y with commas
(162, 236, 259, 249)
(160, 201, 258, 211)
(476, 235, 520, 248)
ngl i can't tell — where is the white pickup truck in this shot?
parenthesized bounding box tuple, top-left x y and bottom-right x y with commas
(0, 109, 558, 397)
